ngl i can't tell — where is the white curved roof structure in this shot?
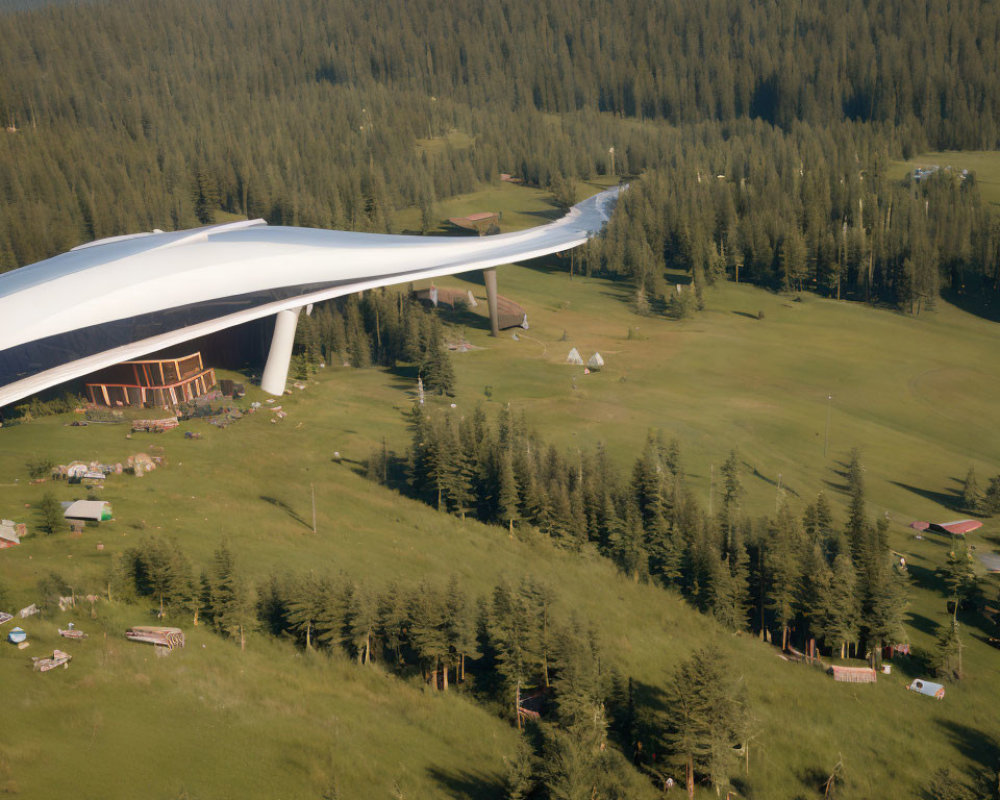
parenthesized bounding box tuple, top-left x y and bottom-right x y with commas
(0, 187, 620, 407)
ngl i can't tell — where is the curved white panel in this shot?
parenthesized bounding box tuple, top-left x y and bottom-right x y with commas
(0, 186, 620, 407)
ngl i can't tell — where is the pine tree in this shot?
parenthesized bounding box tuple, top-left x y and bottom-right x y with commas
(827, 552, 860, 658)
(962, 466, 983, 513)
(488, 580, 534, 726)
(498, 449, 521, 535)
(934, 618, 965, 681)
(421, 318, 456, 396)
(36, 491, 65, 535)
(444, 575, 477, 683)
(845, 449, 866, 556)
(346, 583, 378, 665)
(209, 538, 257, 651)
(766, 505, 803, 650)
(718, 450, 744, 553)
(941, 544, 978, 621)
(377, 582, 409, 666)
(662, 645, 748, 799)
(286, 572, 330, 651)
(409, 582, 450, 688)
(711, 525, 750, 632)
(128, 536, 193, 618)
(863, 555, 909, 664)
(984, 475, 1000, 516)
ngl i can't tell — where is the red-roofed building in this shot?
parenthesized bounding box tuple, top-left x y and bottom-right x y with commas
(932, 519, 982, 536)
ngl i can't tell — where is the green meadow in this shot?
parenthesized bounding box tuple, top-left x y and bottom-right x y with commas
(2, 188, 1000, 797)
(889, 150, 1000, 213)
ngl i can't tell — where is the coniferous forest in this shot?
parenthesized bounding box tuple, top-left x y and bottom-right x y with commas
(0, 0, 999, 311)
(3, 1, 1000, 798)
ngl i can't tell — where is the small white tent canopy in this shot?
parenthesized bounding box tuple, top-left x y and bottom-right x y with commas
(566, 347, 583, 365)
(587, 352, 605, 370)
(908, 679, 945, 698)
(63, 500, 111, 522)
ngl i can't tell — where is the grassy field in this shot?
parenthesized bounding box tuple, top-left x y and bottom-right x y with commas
(2, 184, 1000, 797)
(392, 176, 618, 234)
(888, 150, 1000, 213)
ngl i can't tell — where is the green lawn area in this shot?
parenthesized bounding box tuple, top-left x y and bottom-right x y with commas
(888, 150, 1000, 213)
(392, 175, 616, 234)
(2, 191, 1000, 796)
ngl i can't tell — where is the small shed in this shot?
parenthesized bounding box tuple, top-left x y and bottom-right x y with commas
(829, 665, 877, 683)
(566, 347, 583, 365)
(908, 679, 945, 699)
(587, 352, 605, 371)
(63, 500, 112, 522)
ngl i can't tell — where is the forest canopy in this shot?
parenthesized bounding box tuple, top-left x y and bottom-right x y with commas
(0, 0, 998, 305)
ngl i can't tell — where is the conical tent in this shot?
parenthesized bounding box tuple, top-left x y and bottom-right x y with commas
(566, 347, 583, 365)
(587, 352, 604, 370)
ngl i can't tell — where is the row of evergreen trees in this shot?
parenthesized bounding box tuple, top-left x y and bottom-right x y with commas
(293, 291, 456, 395)
(2, 0, 1000, 317)
(585, 135, 1000, 312)
(106, 533, 753, 797)
(391, 405, 910, 662)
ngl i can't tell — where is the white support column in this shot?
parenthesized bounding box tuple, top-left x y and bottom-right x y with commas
(483, 267, 500, 337)
(260, 307, 302, 395)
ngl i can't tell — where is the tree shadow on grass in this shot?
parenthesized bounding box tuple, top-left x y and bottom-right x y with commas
(936, 719, 1000, 774)
(906, 611, 940, 637)
(426, 766, 506, 800)
(796, 765, 833, 799)
(823, 460, 852, 495)
(259, 495, 312, 530)
(748, 462, 800, 498)
(941, 287, 1000, 324)
(434, 304, 492, 332)
(889, 480, 963, 513)
(906, 563, 950, 598)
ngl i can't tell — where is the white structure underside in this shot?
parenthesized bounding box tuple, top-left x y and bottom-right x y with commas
(0, 187, 621, 406)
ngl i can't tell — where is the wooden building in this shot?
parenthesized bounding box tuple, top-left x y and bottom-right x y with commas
(85, 353, 215, 407)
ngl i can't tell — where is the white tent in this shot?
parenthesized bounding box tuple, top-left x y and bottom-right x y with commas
(63, 500, 112, 522)
(907, 679, 945, 698)
(587, 352, 605, 370)
(566, 347, 583, 365)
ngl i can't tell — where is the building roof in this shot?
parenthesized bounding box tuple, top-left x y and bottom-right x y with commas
(63, 500, 110, 521)
(0, 187, 622, 407)
(933, 519, 982, 535)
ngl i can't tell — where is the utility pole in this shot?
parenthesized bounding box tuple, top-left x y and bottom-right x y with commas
(824, 395, 832, 458)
